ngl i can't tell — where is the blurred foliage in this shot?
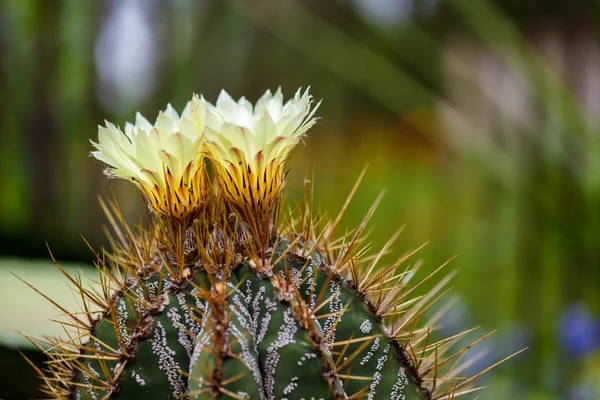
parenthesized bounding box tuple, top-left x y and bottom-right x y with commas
(0, 258, 97, 348)
(0, 258, 97, 399)
(1, 0, 600, 399)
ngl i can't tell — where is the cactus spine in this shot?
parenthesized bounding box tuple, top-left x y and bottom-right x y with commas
(22, 88, 502, 399)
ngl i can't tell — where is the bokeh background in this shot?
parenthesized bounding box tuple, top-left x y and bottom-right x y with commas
(1, 0, 600, 399)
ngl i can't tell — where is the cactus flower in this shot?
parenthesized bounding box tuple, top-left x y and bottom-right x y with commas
(203, 88, 320, 219)
(91, 96, 207, 220)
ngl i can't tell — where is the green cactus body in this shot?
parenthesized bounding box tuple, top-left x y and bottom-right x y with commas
(24, 89, 501, 399)
(71, 237, 427, 400)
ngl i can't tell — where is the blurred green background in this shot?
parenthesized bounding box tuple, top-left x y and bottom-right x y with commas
(1, 0, 600, 398)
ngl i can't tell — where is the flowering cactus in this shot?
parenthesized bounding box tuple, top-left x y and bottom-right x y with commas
(22, 88, 508, 399)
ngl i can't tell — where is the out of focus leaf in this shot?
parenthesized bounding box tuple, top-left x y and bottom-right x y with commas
(0, 258, 98, 349)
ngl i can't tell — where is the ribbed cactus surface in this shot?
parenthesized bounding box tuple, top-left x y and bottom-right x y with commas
(73, 236, 426, 400)
(22, 88, 503, 399)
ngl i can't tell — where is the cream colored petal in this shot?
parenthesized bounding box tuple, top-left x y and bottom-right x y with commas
(164, 103, 180, 125)
(135, 112, 153, 132)
(155, 111, 176, 135)
(266, 87, 284, 122)
(254, 89, 273, 116)
(237, 96, 255, 129)
(253, 110, 277, 151)
(215, 89, 239, 123)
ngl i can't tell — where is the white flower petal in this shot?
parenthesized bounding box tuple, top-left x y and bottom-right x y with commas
(135, 112, 153, 132)
(215, 89, 239, 122)
(254, 89, 273, 116)
(164, 103, 180, 124)
(266, 87, 284, 122)
(237, 96, 254, 128)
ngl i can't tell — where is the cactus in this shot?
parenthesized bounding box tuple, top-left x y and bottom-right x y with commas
(21, 88, 511, 399)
